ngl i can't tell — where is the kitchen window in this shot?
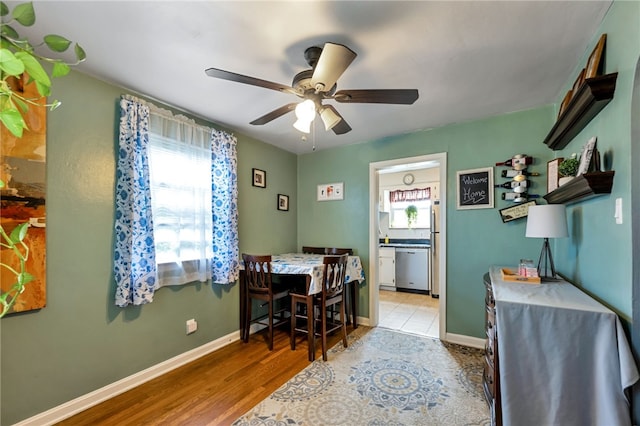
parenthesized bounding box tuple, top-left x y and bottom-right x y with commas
(388, 187, 431, 228)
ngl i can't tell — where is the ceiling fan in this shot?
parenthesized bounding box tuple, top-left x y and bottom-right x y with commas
(205, 42, 419, 135)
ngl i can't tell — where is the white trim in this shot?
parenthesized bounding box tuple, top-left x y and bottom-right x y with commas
(14, 330, 241, 426)
(445, 332, 485, 349)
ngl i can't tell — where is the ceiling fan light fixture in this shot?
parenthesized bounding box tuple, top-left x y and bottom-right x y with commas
(294, 99, 316, 121)
(293, 118, 312, 133)
(319, 106, 342, 131)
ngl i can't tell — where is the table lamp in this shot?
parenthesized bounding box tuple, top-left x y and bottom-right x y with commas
(525, 204, 569, 280)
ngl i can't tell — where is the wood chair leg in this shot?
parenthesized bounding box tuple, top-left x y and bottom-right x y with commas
(268, 299, 274, 351)
(340, 302, 348, 348)
(290, 298, 297, 351)
(243, 299, 250, 343)
(321, 305, 328, 361)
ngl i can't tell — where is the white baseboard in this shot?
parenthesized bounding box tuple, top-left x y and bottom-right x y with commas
(14, 330, 242, 426)
(444, 332, 485, 349)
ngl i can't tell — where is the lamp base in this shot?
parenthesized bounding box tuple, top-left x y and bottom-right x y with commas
(537, 238, 559, 282)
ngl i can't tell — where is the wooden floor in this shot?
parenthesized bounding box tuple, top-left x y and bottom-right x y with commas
(56, 326, 355, 425)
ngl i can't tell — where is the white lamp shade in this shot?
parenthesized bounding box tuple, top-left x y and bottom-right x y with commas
(294, 99, 316, 121)
(526, 204, 569, 238)
(293, 118, 312, 133)
(319, 106, 341, 131)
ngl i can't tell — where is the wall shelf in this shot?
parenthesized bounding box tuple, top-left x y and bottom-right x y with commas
(543, 73, 618, 151)
(543, 171, 614, 204)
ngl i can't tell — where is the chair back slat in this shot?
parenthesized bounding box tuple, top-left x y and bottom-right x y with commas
(242, 254, 272, 293)
(322, 254, 348, 297)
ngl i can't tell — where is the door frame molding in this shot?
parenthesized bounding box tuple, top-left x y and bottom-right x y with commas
(368, 152, 447, 338)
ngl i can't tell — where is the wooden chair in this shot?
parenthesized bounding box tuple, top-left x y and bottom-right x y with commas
(327, 247, 353, 255)
(302, 246, 328, 254)
(291, 254, 349, 361)
(241, 254, 290, 351)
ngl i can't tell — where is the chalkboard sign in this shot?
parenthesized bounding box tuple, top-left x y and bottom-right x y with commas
(456, 167, 494, 210)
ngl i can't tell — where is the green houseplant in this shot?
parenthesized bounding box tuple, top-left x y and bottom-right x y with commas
(558, 154, 579, 186)
(558, 154, 579, 178)
(0, 1, 85, 317)
(405, 205, 418, 228)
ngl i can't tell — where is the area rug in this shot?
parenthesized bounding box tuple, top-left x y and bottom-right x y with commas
(233, 327, 490, 425)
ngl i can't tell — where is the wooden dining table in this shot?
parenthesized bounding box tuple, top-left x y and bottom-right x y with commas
(239, 253, 366, 361)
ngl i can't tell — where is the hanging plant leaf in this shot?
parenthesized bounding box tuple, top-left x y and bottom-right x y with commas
(44, 34, 72, 52)
(0, 108, 26, 137)
(0, 48, 25, 76)
(11, 2, 35, 26)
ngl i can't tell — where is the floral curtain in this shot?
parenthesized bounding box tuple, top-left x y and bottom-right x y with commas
(114, 96, 157, 307)
(389, 187, 431, 203)
(210, 129, 239, 284)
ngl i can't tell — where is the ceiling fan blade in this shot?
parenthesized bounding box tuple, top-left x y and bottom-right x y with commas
(205, 68, 296, 95)
(250, 103, 298, 125)
(310, 43, 357, 93)
(334, 89, 419, 104)
(324, 105, 352, 135)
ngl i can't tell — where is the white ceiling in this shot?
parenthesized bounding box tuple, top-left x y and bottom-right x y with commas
(14, 1, 611, 154)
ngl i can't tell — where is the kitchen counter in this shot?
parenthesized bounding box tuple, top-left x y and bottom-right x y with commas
(379, 238, 430, 249)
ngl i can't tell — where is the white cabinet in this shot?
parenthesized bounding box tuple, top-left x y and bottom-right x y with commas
(379, 247, 396, 289)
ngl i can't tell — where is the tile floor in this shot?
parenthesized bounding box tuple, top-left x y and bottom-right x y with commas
(378, 289, 440, 338)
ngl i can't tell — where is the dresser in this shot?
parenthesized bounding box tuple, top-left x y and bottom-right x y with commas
(483, 273, 501, 425)
(483, 266, 639, 426)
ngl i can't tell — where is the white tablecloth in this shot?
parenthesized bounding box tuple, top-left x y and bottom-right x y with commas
(489, 266, 638, 426)
(270, 253, 365, 295)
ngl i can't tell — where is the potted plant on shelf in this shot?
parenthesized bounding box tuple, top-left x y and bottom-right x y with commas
(1, 1, 86, 317)
(558, 154, 579, 186)
(405, 205, 418, 228)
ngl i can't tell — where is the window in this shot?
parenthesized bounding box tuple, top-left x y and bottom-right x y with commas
(388, 187, 431, 228)
(390, 199, 431, 228)
(148, 134, 213, 265)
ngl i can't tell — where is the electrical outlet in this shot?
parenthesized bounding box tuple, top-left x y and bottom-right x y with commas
(186, 319, 197, 334)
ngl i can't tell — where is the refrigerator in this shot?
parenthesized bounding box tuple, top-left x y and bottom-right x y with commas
(430, 200, 440, 298)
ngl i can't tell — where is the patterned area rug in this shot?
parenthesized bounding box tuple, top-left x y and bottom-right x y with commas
(234, 327, 490, 425)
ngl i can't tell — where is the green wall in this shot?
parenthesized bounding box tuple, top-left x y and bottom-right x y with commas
(552, 0, 639, 320)
(1, 71, 298, 424)
(298, 107, 554, 336)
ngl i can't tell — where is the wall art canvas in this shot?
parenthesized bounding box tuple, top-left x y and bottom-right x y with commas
(0, 75, 47, 314)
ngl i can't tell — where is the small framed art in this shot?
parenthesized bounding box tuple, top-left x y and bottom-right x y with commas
(456, 167, 493, 210)
(585, 34, 606, 79)
(577, 137, 597, 176)
(547, 158, 563, 193)
(277, 194, 289, 211)
(252, 168, 266, 188)
(558, 90, 573, 118)
(499, 200, 536, 223)
(317, 182, 344, 201)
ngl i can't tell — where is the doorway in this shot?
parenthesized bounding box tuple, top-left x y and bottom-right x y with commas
(368, 153, 447, 339)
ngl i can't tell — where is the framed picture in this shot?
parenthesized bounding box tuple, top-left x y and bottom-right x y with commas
(547, 158, 563, 193)
(499, 200, 537, 223)
(456, 167, 494, 210)
(577, 137, 597, 176)
(558, 90, 573, 118)
(317, 182, 344, 201)
(585, 34, 606, 79)
(572, 68, 585, 94)
(252, 168, 266, 188)
(277, 194, 289, 211)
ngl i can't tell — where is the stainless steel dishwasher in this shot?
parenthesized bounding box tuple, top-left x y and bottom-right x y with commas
(395, 248, 430, 293)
